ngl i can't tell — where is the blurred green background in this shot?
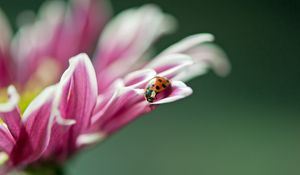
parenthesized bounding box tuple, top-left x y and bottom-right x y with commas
(1, 0, 300, 175)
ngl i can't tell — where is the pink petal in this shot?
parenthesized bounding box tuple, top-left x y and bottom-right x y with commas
(184, 44, 231, 77)
(91, 90, 119, 125)
(11, 1, 67, 86)
(12, 0, 110, 86)
(11, 86, 56, 164)
(91, 80, 131, 125)
(89, 78, 149, 134)
(101, 100, 151, 135)
(53, 0, 110, 65)
(94, 4, 176, 92)
(93, 89, 151, 135)
(0, 55, 13, 88)
(156, 34, 230, 81)
(9, 86, 56, 165)
(145, 54, 193, 79)
(151, 81, 193, 104)
(0, 109, 21, 140)
(0, 9, 11, 49)
(159, 33, 214, 55)
(0, 126, 15, 153)
(0, 9, 13, 88)
(64, 0, 111, 53)
(0, 86, 21, 139)
(89, 78, 192, 139)
(123, 69, 156, 88)
(54, 53, 97, 128)
(45, 53, 98, 158)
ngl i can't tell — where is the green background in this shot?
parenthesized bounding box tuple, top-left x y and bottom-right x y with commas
(1, 0, 300, 174)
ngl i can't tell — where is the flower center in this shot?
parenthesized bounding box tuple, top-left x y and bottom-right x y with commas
(0, 86, 42, 114)
(0, 89, 8, 103)
(18, 87, 43, 113)
(0, 58, 61, 114)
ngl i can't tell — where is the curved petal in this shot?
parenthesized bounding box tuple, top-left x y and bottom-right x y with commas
(151, 81, 192, 104)
(123, 69, 156, 89)
(11, 0, 110, 86)
(62, 0, 111, 54)
(11, 0, 67, 86)
(155, 34, 230, 81)
(47, 53, 98, 156)
(0, 86, 19, 113)
(13, 86, 56, 163)
(91, 84, 148, 135)
(158, 33, 214, 55)
(94, 4, 176, 91)
(76, 132, 106, 147)
(91, 79, 128, 124)
(0, 86, 21, 139)
(0, 126, 15, 153)
(184, 44, 231, 77)
(101, 100, 151, 135)
(7, 86, 58, 165)
(145, 54, 193, 79)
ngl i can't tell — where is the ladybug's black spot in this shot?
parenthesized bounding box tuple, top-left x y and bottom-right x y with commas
(158, 79, 162, 82)
(162, 84, 167, 88)
(156, 86, 160, 90)
(166, 80, 170, 83)
(152, 84, 155, 87)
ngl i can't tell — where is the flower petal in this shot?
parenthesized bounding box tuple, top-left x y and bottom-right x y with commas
(159, 33, 214, 55)
(48, 53, 98, 155)
(63, 0, 111, 53)
(0, 86, 19, 114)
(11, 0, 67, 85)
(94, 4, 176, 91)
(145, 54, 193, 79)
(91, 83, 149, 135)
(101, 100, 151, 135)
(184, 44, 231, 77)
(15, 86, 56, 163)
(0, 86, 21, 139)
(156, 34, 230, 81)
(151, 81, 192, 104)
(11, 0, 110, 86)
(76, 132, 106, 147)
(0, 8, 11, 50)
(123, 69, 156, 89)
(0, 126, 15, 153)
(0, 9, 13, 88)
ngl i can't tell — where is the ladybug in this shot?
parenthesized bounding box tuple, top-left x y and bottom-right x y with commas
(144, 76, 171, 103)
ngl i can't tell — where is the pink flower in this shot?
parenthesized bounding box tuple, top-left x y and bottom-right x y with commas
(0, 0, 230, 173)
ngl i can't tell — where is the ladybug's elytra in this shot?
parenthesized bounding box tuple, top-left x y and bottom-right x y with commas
(144, 76, 171, 103)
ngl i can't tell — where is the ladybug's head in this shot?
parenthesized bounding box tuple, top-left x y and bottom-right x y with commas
(144, 89, 156, 103)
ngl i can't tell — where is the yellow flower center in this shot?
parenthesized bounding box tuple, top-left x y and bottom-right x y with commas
(0, 87, 42, 115)
(0, 58, 60, 114)
(0, 58, 60, 125)
(0, 89, 8, 103)
(19, 88, 43, 113)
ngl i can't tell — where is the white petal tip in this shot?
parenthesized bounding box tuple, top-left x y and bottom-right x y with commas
(55, 110, 76, 126)
(0, 85, 20, 113)
(151, 81, 193, 104)
(76, 132, 106, 146)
